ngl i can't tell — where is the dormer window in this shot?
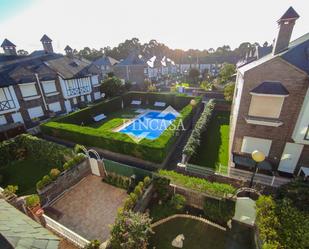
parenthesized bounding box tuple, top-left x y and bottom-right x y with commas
(248, 82, 289, 119)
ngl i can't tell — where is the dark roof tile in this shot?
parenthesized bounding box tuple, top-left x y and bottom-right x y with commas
(1, 39, 16, 48)
(279, 7, 300, 21)
(251, 81, 289, 95)
(40, 35, 52, 42)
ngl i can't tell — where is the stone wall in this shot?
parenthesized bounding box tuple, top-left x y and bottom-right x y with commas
(38, 159, 91, 206)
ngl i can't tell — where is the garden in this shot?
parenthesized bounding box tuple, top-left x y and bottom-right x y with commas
(41, 91, 201, 164)
(189, 110, 230, 173)
(0, 134, 75, 195)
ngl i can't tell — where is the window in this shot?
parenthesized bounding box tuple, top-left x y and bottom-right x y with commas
(91, 75, 99, 86)
(42, 81, 57, 94)
(94, 92, 101, 100)
(0, 88, 7, 101)
(27, 106, 44, 119)
(48, 102, 61, 112)
(241, 136, 272, 156)
(0, 115, 7, 125)
(249, 95, 284, 118)
(19, 83, 38, 98)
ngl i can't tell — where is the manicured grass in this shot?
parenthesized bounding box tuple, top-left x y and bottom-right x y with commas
(189, 111, 230, 173)
(1, 157, 59, 195)
(149, 217, 227, 249)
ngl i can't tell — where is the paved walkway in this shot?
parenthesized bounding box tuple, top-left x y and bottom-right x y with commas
(50, 175, 127, 242)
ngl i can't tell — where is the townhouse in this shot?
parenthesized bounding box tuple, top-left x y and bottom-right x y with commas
(146, 55, 177, 80)
(113, 52, 147, 86)
(93, 55, 119, 77)
(230, 7, 309, 177)
(0, 35, 101, 138)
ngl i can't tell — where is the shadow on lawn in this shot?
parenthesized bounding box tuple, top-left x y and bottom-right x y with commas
(189, 111, 230, 171)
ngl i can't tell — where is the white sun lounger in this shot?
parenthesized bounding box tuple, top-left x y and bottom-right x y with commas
(154, 101, 166, 107)
(93, 114, 106, 122)
(131, 100, 142, 105)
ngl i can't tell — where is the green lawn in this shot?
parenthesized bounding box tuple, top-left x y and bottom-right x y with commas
(1, 157, 59, 195)
(189, 111, 230, 173)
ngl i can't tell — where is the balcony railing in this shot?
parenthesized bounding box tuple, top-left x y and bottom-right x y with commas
(67, 85, 91, 97)
(0, 100, 16, 112)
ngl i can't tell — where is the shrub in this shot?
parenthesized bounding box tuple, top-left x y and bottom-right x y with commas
(2, 185, 18, 197)
(143, 176, 151, 187)
(110, 211, 153, 249)
(74, 144, 85, 154)
(103, 172, 131, 190)
(183, 99, 215, 157)
(63, 153, 86, 170)
(36, 180, 44, 190)
(134, 186, 143, 198)
(49, 168, 61, 180)
(153, 175, 171, 201)
(203, 198, 235, 225)
(25, 194, 40, 208)
(158, 170, 235, 197)
(83, 240, 100, 249)
(169, 194, 186, 211)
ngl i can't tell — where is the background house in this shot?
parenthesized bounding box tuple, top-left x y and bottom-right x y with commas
(0, 35, 101, 139)
(230, 7, 309, 177)
(93, 55, 119, 77)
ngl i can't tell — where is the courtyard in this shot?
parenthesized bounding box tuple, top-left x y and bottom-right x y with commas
(45, 175, 128, 242)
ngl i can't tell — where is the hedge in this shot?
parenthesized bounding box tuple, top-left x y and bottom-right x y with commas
(41, 93, 201, 163)
(158, 170, 235, 197)
(183, 99, 215, 157)
(0, 134, 73, 166)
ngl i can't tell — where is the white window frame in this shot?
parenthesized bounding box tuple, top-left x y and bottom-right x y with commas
(19, 83, 39, 100)
(42, 80, 57, 95)
(27, 106, 44, 119)
(0, 115, 7, 125)
(48, 102, 62, 113)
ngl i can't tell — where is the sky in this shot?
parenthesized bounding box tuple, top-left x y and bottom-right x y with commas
(0, 0, 308, 53)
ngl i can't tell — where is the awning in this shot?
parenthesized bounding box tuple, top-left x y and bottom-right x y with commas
(233, 155, 273, 171)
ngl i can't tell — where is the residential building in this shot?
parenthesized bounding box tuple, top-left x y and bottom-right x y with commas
(146, 55, 177, 80)
(93, 55, 119, 76)
(114, 52, 147, 85)
(0, 35, 101, 137)
(230, 7, 309, 176)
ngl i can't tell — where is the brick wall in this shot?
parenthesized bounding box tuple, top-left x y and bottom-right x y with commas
(232, 57, 309, 171)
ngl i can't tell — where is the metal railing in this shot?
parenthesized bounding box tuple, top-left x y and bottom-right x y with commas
(0, 100, 15, 111)
(43, 214, 89, 248)
(228, 167, 291, 188)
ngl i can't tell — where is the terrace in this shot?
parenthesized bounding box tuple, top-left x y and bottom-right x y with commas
(45, 175, 127, 242)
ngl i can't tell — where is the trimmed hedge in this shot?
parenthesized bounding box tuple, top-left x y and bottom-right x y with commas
(41, 93, 201, 163)
(0, 134, 73, 167)
(183, 99, 215, 157)
(158, 170, 235, 197)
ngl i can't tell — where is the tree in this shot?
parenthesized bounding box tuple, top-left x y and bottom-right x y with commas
(110, 211, 153, 249)
(224, 82, 235, 101)
(188, 68, 200, 84)
(100, 76, 125, 97)
(218, 63, 236, 84)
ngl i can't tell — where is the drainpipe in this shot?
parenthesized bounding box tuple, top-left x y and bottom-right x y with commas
(35, 73, 48, 111)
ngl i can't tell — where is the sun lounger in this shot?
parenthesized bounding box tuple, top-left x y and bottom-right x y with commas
(131, 100, 142, 105)
(154, 101, 166, 107)
(93, 114, 106, 122)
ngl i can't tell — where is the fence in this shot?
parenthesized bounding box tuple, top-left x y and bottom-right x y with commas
(228, 167, 291, 188)
(186, 163, 215, 177)
(43, 214, 89, 248)
(103, 158, 152, 180)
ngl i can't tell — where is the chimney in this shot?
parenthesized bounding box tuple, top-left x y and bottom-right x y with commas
(1, 39, 17, 55)
(40, 34, 53, 53)
(64, 45, 73, 57)
(273, 7, 299, 55)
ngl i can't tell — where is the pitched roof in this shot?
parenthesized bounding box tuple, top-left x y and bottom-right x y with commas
(0, 199, 60, 249)
(93, 56, 119, 67)
(1, 39, 16, 48)
(64, 45, 73, 51)
(278, 7, 300, 21)
(239, 32, 309, 75)
(40, 34, 52, 42)
(117, 53, 146, 66)
(251, 81, 289, 95)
